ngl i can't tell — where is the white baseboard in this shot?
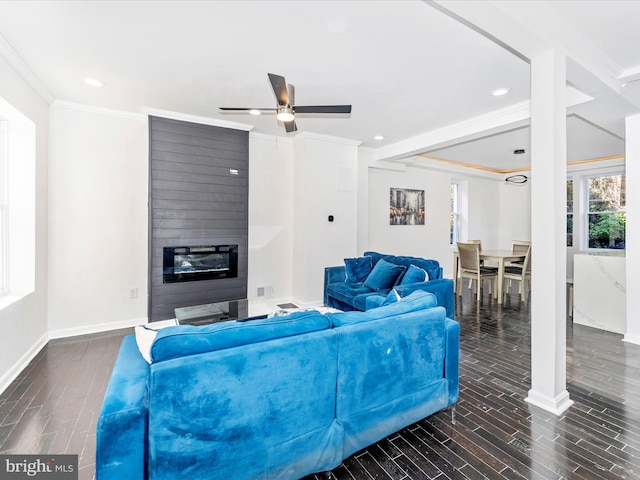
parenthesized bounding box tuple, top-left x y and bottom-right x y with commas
(48, 317, 148, 340)
(623, 333, 640, 346)
(0, 331, 48, 397)
(291, 297, 325, 309)
(0, 317, 149, 397)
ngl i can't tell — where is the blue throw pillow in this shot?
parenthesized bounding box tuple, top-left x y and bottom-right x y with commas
(363, 259, 405, 291)
(400, 264, 427, 285)
(344, 256, 373, 283)
(381, 288, 401, 306)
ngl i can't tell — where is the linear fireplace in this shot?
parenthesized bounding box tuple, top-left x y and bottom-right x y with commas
(163, 245, 238, 284)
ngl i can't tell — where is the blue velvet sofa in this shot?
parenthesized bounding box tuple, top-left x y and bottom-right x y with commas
(96, 290, 459, 480)
(324, 251, 454, 318)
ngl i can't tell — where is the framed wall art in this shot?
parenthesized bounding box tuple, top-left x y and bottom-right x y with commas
(389, 187, 425, 225)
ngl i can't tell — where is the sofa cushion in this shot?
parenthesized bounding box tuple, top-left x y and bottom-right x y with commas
(327, 290, 439, 327)
(326, 281, 373, 307)
(334, 305, 447, 458)
(400, 264, 427, 285)
(344, 256, 373, 283)
(364, 252, 441, 281)
(150, 310, 330, 362)
(363, 259, 405, 291)
(352, 289, 391, 311)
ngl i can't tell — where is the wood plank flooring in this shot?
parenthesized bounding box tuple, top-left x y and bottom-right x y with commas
(1, 288, 640, 479)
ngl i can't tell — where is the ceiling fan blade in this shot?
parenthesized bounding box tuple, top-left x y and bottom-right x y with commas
(219, 107, 277, 112)
(288, 83, 295, 106)
(283, 120, 297, 133)
(294, 105, 352, 114)
(268, 73, 289, 106)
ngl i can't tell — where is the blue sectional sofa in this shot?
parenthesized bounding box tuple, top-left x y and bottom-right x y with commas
(96, 290, 459, 480)
(324, 251, 454, 318)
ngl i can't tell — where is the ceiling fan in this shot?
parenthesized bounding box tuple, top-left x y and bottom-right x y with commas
(219, 73, 352, 133)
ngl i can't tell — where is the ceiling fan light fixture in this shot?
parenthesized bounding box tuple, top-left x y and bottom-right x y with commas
(276, 106, 294, 122)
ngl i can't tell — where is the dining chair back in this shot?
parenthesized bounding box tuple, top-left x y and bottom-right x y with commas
(466, 239, 485, 279)
(504, 243, 531, 300)
(509, 240, 530, 265)
(456, 242, 498, 302)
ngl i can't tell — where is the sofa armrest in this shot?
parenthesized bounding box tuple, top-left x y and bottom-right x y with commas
(365, 295, 386, 310)
(393, 278, 454, 319)
(96, 335, 149, 480)
(444, 318, 460, 405)
(323, 266, 346, 305)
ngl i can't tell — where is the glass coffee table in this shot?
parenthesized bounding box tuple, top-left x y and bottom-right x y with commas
(175, 298, 250, 326)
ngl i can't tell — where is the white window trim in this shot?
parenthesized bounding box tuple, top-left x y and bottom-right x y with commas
(0, 96, 36, 310)
(583, 171, 626, 252)
(450, 182, 460, 245)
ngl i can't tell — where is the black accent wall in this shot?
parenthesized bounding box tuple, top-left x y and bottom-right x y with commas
(148, 116, 248, 321)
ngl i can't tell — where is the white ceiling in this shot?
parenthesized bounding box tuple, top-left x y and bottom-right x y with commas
(0, 0, 638, 170)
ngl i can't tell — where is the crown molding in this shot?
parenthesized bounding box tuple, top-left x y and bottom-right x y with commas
(0, 32, 54, 104)
(52, 100, 146, 121)
(144, 107, 254, 131)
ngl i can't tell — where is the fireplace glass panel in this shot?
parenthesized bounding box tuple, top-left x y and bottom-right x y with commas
(163, 245, 238, 283)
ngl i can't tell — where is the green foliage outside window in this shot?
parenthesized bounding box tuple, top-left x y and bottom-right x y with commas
(588, 175, 625, 249)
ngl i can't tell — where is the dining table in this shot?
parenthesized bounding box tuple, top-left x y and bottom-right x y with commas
(452, 249, 527, 304)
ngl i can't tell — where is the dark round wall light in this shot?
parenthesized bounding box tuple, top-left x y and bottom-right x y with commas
(505, 174, 528, 184)
(506, 148, 528, 184)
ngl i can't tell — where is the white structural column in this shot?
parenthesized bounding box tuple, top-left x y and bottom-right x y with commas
(525, 48, 573, 415)
(624, 114, 640, 345)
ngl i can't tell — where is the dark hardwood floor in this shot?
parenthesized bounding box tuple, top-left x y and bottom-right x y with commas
(1, 288, 639, 480)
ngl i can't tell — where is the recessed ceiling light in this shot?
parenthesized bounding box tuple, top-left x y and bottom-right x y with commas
(327, 18, 348, 34)
(374, 135, 384, 140)
(249, 109, 261, 116)
(492, 88, 510, 96)
(84, 77, 104, 87)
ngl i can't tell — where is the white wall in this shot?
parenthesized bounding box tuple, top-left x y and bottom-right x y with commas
(292, 134, 359, 306)
(248, 133, 294, 304)
(48, 105, 148, 335)
(365, 163, 532, 279)
(367, 165, 455, 277)
(498, 179, 531, 249)
(0, 54, 49, 391)
(465, 176, 502, 250)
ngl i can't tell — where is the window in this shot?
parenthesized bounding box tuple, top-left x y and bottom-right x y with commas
(587, 174, 625, 249)
(0, 96, 36, 307)
(0, 118, 6, 294)
(566, 179, 573, 247)
(450, 182, 459, 244)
